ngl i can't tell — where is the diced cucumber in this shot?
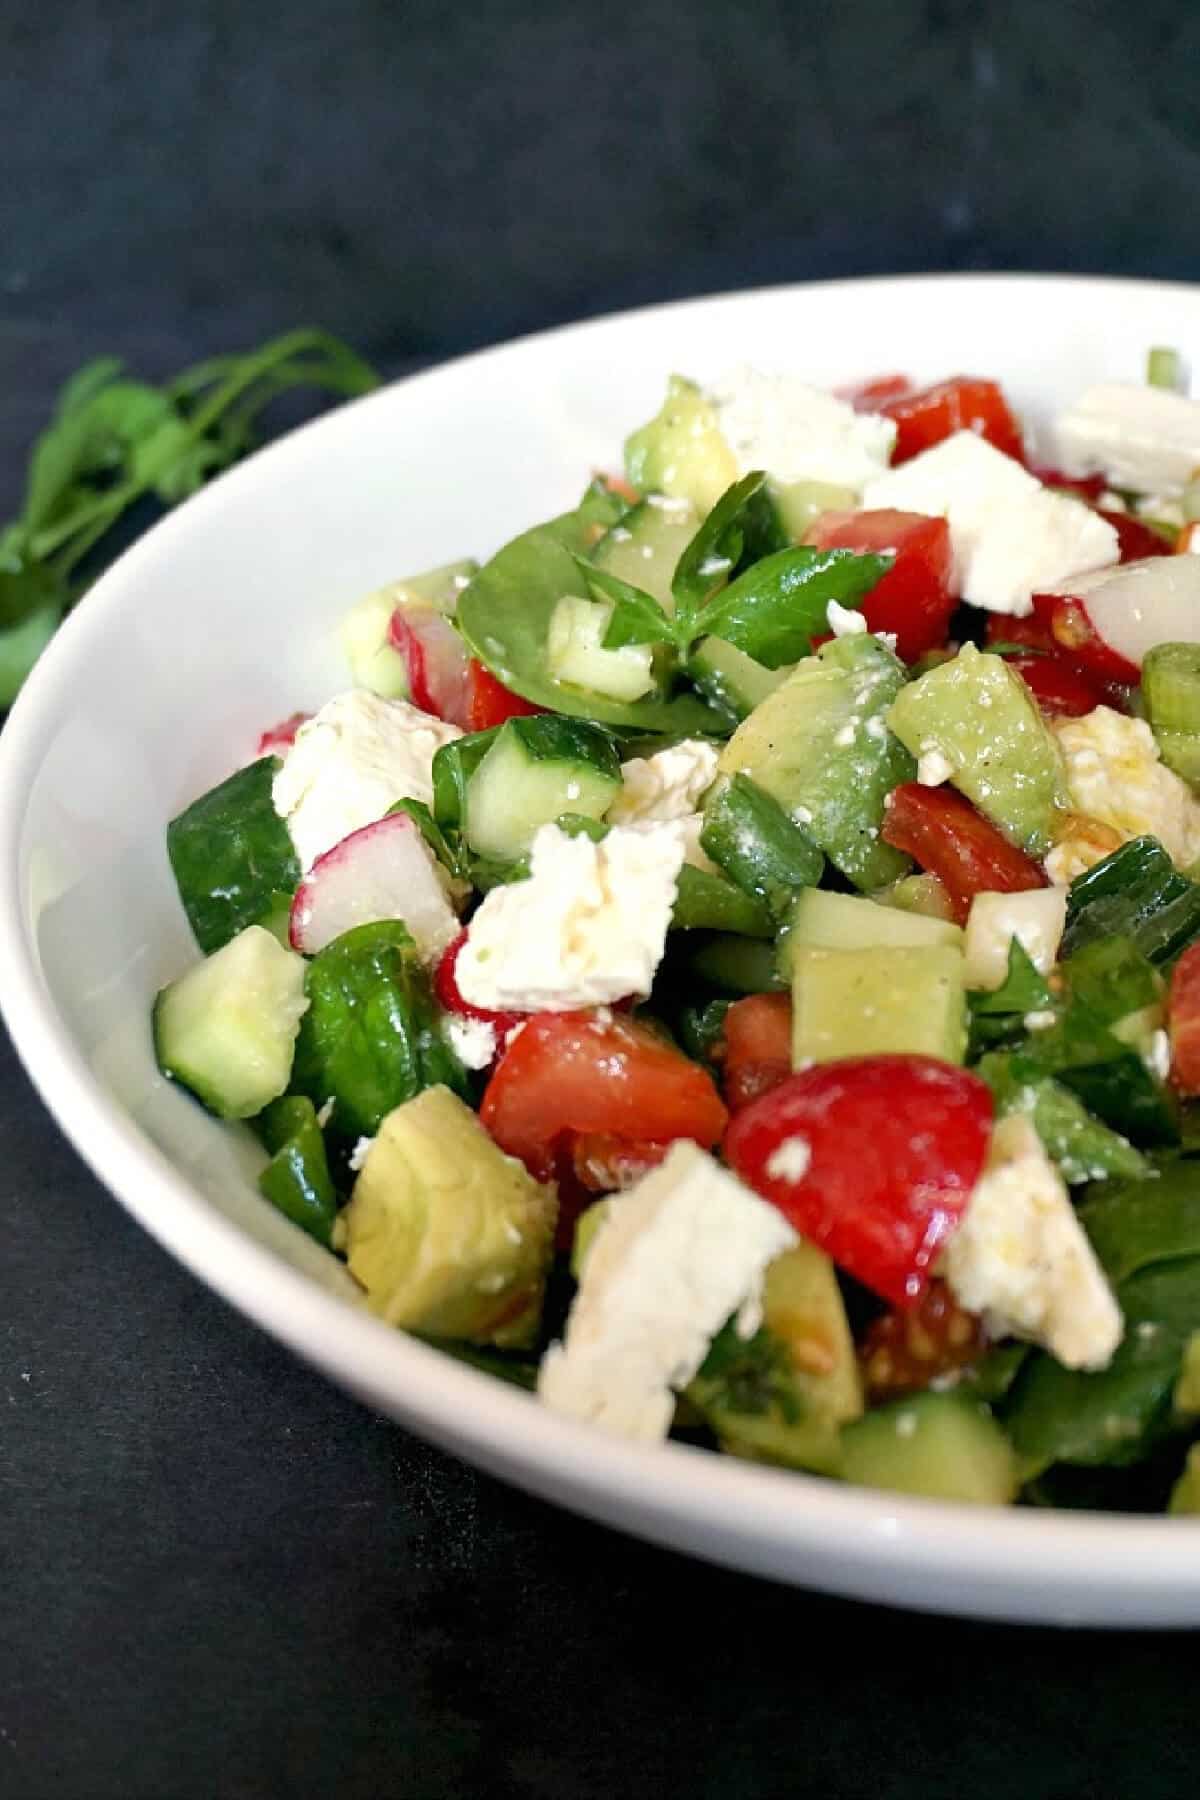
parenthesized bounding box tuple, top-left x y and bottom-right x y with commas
(463, 715, 621, 861)
(718, 634, 915, 891)
(839, 1392, 1018, 1505)
(624, 375, 738, 515)
(256, 1095, 338, 1246)
(546, 595, 656, 702)
(771, 479, 858, 541)
(1142, 643, 1200, 790)
(591, 496, 699, 609)
(873, 872, 957, 921)
(779, 887, 962, 981)
(340, 560, 479, 698)
(886, 643, 1070, 856)
(700, 774, 824, 924)
(688, 636, 789, 723)
(154, 925, 309, 1120)
(790, 944, 967, 1067)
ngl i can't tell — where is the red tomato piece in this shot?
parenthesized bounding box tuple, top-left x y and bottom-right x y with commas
(721, 993, 794, 1112)
(464, 660, 546, 732)
(433, 932, 526, 1034)
(1167, 943, 1200, 1094)
(724, 1056, 993, 1308)
(805, 509, 955, 662)
(480, 1011, 728, 1183)
(1032, 467, 1108, 501)
(1029, 593, 1141, 688)
(881, 376, 1025, 466)
(256, 711, 309, 757)
(881, 784, 1048, 926)
(859, 1279, 986, 1399)
(571, 1134, 672, 1193)
(1007, 652, 1108, 718)
(1098, 509, 1174, 563)
(984, 612, 1055, 653)
(835, 374, 913, 412)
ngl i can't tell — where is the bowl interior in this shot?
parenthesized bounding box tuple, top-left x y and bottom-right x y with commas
(5, 274, 1200, 1624)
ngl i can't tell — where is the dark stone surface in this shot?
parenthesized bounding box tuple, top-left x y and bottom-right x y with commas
(2, 3, 1200, 1793)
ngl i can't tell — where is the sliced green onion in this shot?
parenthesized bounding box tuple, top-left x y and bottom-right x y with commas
(1147, 346, 1186, 392)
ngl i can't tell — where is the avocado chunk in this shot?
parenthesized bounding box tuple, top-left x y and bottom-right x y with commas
(839, 1390, 1019, 1505)
(886, 642, 1070, 856)
(1169, 1445, 1200, 1515)
(688, 1242, 864, 1476)
(790, 943, 967, 1067)
(343, 1085, 558, 1349)
(624, 375, 739, 515)
(718, 634, 915, 891)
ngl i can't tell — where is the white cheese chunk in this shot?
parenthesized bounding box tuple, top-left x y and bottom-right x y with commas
(941, 1115, 1123, 1372)
(826, 599, 868, 636)
(440, 1013, 498, 1071)
(708, 366, 896, 491)
(1044, 705, 1200, 883)
(862, 431, 1118, 616)
(917, 747, 957, 786)
(963, 889, 1068, 991)
(607, 739, 720, 825)
(538, 1142, 798, 1440)
(272, 689, 462, 871)
(455, 820, 686, 1013)
(1054, 381, 1200, 495)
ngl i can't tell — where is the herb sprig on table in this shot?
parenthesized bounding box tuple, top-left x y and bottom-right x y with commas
(0, 329, 379, 704)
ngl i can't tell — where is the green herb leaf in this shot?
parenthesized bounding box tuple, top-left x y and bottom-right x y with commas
(970, 939, 1053, 1017)
(571, 557, 674, 651)
(695, 546, 890, 669)
(670, 472, 766, 633)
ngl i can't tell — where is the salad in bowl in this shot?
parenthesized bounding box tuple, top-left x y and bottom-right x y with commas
(152, 352, 1200, 1517)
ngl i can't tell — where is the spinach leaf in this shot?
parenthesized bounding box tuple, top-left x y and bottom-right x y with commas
(1078, 1159, 1200, 1284)
(167, 757, 300, 954)
(694, 546, 889, 669)
(1003, 1257, 1200, 1475)
(671, 472, 765, 632)
(289, 920, 468, 1141)
(256, 1096, 338, 1247)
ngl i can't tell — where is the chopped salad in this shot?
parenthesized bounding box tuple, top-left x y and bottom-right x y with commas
(155, 354, 1200, 1515)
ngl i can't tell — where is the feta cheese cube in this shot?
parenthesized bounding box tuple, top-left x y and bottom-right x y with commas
(862, 431, 1118, 616)
(826, 599, 868, 637)
(1044, 705, 1200, 883)
(941, 1116, 1123, 1371)
(454, 820, 686, 1013)
(963, 889, 1068, 991)
(440, 1013, 498, 1071)
(708, 367, 896, 491)
(607, 739, 720, 825)
(1054, 382, 1200, 495)
(538, 1141, 798, 1440)
(273, 690, 462, 871)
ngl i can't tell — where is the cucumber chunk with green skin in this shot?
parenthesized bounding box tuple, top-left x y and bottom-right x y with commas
(462, 714, 621, 862)
(701, 774, 824, 924)
(1061, 837, 1194, 964)
(770, 479, 858, 541)
(688, 1243, 863, 1477)
(886, 642, 1070, 856)
(546, 596, 656, 701)
(289, 920, 468, 1142)
(256, 1095, 337, 1247)
(1142, 643, 1200, 790)
(456, 510, 727, 736)
(154, 925, 309, 1119)
(167, 756, 301, 955)
(1168, 1445, 1200, 1514)
(976, 1054, 1149, 1186)
(671, 864, 775, 938)
(790, 943, 967, 1067)
(344, 1084, 557, 1349)
(718, 633, 915, 891)
(839, 1391, 1018, 1505)
(624, 375, 739, 516)
(1003, 1257, 1200, 1476)
(688, 636, 788, 723)
(591, 496, 699, 609)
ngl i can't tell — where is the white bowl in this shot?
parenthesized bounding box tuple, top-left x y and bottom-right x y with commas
(2, 274, 1198, 1627)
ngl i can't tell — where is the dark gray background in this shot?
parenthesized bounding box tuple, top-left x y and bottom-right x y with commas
(3, 2, 1200, 1796)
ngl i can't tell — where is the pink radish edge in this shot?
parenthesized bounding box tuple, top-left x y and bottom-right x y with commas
(290, 811, 459, 959)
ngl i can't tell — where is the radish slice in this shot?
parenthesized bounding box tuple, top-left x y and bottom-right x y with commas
(257, 711, 310, 758)
(1036, 556, 1200, 674)
(387, 603, 471, 727)
(289, 812, 460, 961)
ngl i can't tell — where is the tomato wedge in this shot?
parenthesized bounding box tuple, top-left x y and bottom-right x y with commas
(835, 374, 912, 412)
(881, 784, 1048, 925)
(570, 1134, 672, 1193)
(1167, 943, 1200, 1094)
(881, 376, 1025, 466)
(721, 993, 794, 1112)
(1029, 592, 1141, 688)
(464, 660, 546, 732)
(1098, 509, 1173, 563)
(480, 1011, 728, 1183)
(1006, 652, 1109, 719)
(724, 1056, 993, 1308)
(805, 508, 955, 662)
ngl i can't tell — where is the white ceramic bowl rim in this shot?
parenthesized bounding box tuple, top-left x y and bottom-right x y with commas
(2, 273, 1198, 1625)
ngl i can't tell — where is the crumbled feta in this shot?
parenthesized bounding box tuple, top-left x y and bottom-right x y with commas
(1053, 382, 1200, 495)
(963, 888, 1068, 991)
(273, 689, 462, 870)
(607, 739, 720, 825)
(1146, 1028, 1172, 1083)
(455, 821, 686, 1013)
(764, 1136, 811, 1183)
(707, 366, 896, 491)
(1044, 705, 1200, 883)
(348, 1135, 374, 1174)
(917, 747, 956, 786)
(826, 599, 868, 637)
(941, 1115, 1123, 1371)
(1023, 1009, 1057, 1031)
(862, 431, 1118, 616)
(537, 1141, 798, 1440)
(440, 1013, 498, 1071)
